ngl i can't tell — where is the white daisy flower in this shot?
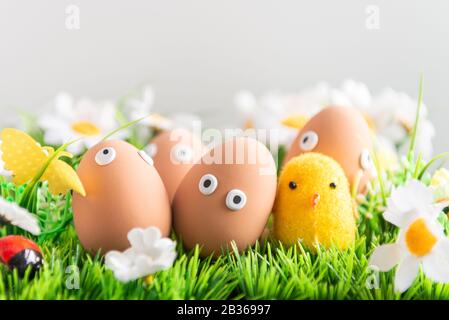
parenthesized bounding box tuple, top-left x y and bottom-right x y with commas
(234, 85, 328, 147)
(105, 226, 177, 283)
(37, 92, 124, 155)
(372, 88, 435, 159)
(0, 197, 40, 235)
(369, 180, 449, 293)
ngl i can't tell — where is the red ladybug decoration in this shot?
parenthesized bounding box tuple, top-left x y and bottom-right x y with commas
(0, 235, 43, 277)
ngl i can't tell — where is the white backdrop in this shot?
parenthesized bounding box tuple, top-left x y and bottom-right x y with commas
(1, 0, 448, 152)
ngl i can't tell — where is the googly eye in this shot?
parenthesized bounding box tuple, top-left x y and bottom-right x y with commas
(199, 174, 218, 195)
(299, 131, 319, 151)
(95, 147, 116, 166)
(138, 150, 154, 166)
(360, 149, 374, 171)
(145, 143, 158, 158)
(172, 144, 193, 163)
(226, 189, 247, 211)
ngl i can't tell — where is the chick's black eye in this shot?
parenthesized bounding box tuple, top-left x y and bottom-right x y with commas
(289, 181, 297, 190)
(103, 149, 109, 155)
(329, 182, 337, 189)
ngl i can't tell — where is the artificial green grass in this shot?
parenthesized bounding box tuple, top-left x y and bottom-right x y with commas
(0, 160, 449, 300)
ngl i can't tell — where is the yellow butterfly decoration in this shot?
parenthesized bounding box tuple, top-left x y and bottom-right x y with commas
(1, 128, 86, 197)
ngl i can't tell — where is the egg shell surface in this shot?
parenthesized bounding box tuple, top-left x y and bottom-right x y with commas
(283, 106, 373, 193)
(148, 129, 204, 203)
(72, 140, 171, 254)
(173, 137, 277, 257)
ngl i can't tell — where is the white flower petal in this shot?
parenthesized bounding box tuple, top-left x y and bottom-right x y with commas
(369, 243, 402, 271)
(429, 203, 449, 219)
(388, 186, 414, 214)
(106, 226, 177, 283)
(105, 251, 131, 268)
(83, 137, 102, 149)
(407, 180, 434, 209)
(66, 140, 86, 155)
(436, 238, 449, 261)
(383, 209, 411, 228)
(105, 250, 137, 282)
(383, 180, 441, 229)
(127, 228, 146, 252)
(0, 197, 41, 235)
(394, 255, 420, 293)
(422, 247, 449, 283)
(43, 128, 70, 145)
(142, 226, 161, 246)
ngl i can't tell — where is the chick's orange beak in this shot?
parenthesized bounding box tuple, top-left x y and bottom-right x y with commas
(311, 193, 320, 209)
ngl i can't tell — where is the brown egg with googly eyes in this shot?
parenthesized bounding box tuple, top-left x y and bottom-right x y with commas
(72, 140, 171, 254)
(173, 137, 277, 257)
(283, 106, 374, 194)
(145, 129, 204, 203)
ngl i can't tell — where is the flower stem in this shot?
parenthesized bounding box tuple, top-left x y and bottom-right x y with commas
(407, 74, 424, 162)
(19, 139, 80, 212)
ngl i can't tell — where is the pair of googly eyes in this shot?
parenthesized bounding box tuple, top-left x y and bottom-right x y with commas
(299, 131, 374, 171)
(94, 147, 154, 166)
(146, 143, 193, 163)
(289, 181, 336, 190)
(198, 174, 247, 211)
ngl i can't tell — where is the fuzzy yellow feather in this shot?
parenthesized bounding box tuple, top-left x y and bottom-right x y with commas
(274, 152, 356, 250)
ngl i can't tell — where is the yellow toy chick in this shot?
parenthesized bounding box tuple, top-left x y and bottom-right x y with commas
(274, 152, 356, 250)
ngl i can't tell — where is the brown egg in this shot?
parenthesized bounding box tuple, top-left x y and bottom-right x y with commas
(72, 140, 171, 254)
(283, 106, 374, 193)
(173, 137, 277, 257)
(146, 129, 204, 203)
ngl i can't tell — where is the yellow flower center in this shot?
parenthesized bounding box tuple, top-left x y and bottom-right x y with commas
(244, 119, 254, 129)
(281, 114, 310, 130)
(144, 275, 154, 285)
(71, 121, 101, 136)
(405, 218, 437, 257)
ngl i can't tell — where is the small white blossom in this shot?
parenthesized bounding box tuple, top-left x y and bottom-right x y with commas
(105, 227, 177, 283)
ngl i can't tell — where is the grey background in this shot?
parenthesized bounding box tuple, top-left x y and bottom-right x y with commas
(0, 0, 448, 152)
